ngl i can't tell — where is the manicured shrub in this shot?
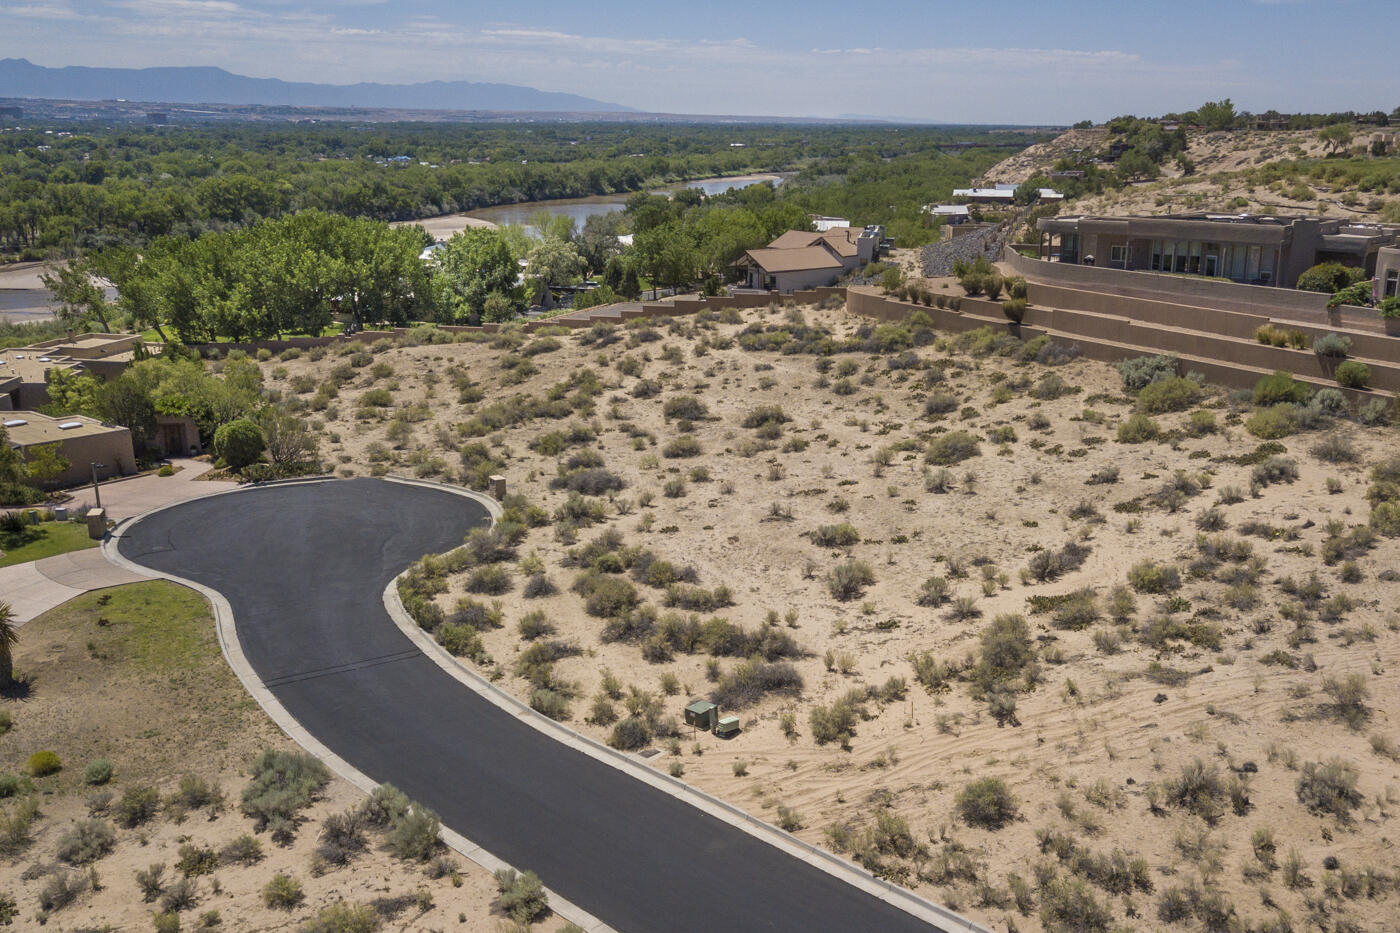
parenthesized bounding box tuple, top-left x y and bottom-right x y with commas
(1136, 377, 1200, 413)
(213, 418, 265, 470)
(1297, 262, 1362, 293)
(956, 778, 1019, 830)
(1002, 298, 1027, 323)
(1312, 332, 1352, 358)
(1335, 360, 1370, 389)
(27, 750, 61, 776)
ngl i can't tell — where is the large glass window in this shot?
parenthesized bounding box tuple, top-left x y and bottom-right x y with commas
(1175, 240, 1189, 273)
(1151, 240, 1162, 271)
(1386, 270, 1397, 297)
(1259, 247, 1276, 283)
(1189, 242, 1202, 275)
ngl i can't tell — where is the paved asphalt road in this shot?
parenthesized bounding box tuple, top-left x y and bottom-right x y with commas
(118, 478, 948, 933)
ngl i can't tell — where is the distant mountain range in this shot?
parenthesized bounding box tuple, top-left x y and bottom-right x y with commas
(0, 58, 635, 113)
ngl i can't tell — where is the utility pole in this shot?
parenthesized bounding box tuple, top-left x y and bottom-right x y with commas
(90, 462, 104, 512)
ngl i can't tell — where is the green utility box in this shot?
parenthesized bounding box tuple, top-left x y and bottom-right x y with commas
(714, 716, 740, 738)
(684, 699, 718, 731)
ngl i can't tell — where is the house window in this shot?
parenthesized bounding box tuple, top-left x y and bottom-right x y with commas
(1151, 240, 1162, 271)
(1386, 270, 1398, 297)
(1110, 245, 1127, 267)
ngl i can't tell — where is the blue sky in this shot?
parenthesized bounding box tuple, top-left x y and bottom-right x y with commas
(2, 0, 1397, 122)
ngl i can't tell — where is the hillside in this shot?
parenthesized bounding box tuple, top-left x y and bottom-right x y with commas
(268, 304, 1400, 933)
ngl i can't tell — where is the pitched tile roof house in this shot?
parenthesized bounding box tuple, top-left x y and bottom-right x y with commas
(733, 227, 883, 293)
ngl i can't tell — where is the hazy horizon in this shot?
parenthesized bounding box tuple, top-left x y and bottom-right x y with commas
(1, 0, 1397, 122)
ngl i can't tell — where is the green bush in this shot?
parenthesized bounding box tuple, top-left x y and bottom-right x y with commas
(115, 784, 160, 827)
(1116, 413, 1160, 444)
(1297, 262, 1363, 293)
(812, 523, 860, 548)
(663, 395, 709, 421)
(809, 693, 863, 746)
(212, 419, 265, 470)
(609, 717, 651, 751)
(263, 872, 305, 909)
(972, 614, 1035, 692)
(530, 688, 571, 721)
(494, 868, 549, 924)
(710, 659, 803, 709)
(662, 435, 702, 458)
(1335, 360, 1370, 389)
(1312, 333, 1352, 358)
(1001, 298, 1027, 324)
(1128, 560, 1181, 594)
(1136, 377, 1200, 414)
(1246, 404, 1297, 439)
(240, 749, 330, 842)
(385, 804, 441, 861)
(27, 750, 61, 776)
(299, 902, 381, 933)
(436, 623, 486, 661)
(955, 778, 1019, 830)
(926, 431, 980, 465)
(361, 783, 410, 829)
(1253, 371, 1310, 406)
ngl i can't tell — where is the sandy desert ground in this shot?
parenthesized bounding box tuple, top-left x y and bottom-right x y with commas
(261, 296, 1400, 933)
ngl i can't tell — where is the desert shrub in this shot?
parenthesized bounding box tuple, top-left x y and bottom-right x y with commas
(741, 405, 790, 429)
(1296, 758, 1363, 821)
(386, 804, 441, 861)
(1246, 403, 1297, 439)
(1164, 759, 1229, 823)
(299, 902, 381, 933)
(828, 560, 875, 600)
(360, 783, 410, 830)
(609, 717, 651, 750)
(916, 576, 950, 607)
(1030, 373, 1069, 400)
(1116, 354, 1177, 390)
(219, 834, 264, 866)
(213, 419, 265, 470)
(809, 691, 865, 746)
(530, 688, 571, 720)
(176, 842, 218, 877)
(1026, 541, 1091, 582)
(1311, 434, 1357, 463)
(264, 873, 305, 909)
(1137, 377, 1200, 413)
(711, 659, 803, 709)
(135, 862, 167, 901)
(926, 431, 980, 465)
(662, 434, 702, 458)
(159, 876, 198, 912)
(38, 868, 90, 912)
(82, 758, 113, 785)
(1039, 876, 1112, 933)
(1335, 360, 1370, 388)
(240, 749, 330, 842)
(573, 572, 639, 618)
(316, 809, 367, 867)
(1322, 673, 1370, 729)
(115, 784, 161, 827)
(972, 614, 1035, 693)
(437, 623, 486, 661)
(1116, 413, 1160, 443)
(494, 868, 549, 924)
(924, 392, 958, 416)
(812, 523, 860, 548)
(551, 466, 624, 496)
(1128, 560, 1180, 594)
(663, 395, 708, 420)
(55, 818, 116, 865)
(1253, 371, 1310, 406)
(27, 750, 61, 776)
(1251, 455, 1299, 487)
(1002, 298, 1028, 323)
(956, 778, 1018, 829)
(464, 563, 512, 595)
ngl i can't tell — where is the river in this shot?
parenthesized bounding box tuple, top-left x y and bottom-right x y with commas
(400, 173, 787, 241)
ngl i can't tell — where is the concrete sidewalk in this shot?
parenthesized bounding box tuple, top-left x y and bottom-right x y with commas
(0, 458, 236, 622)
(66, 458, 238, 522)
(0, 549, 148, 624)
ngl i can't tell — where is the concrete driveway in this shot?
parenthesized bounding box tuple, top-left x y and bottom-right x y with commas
(115, 478, 962, 933)
(68, 458, 238, 522)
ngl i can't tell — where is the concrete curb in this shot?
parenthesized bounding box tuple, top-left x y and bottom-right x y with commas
(100, 478, 611, 933)
(380, 479, 987, 933)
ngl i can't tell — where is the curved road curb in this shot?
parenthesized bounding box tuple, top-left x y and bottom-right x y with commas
(105, 475, 985, 933)
(101, 478, 612, 933)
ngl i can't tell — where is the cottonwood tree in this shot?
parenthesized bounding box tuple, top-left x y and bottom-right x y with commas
(435, 227, 519, 324)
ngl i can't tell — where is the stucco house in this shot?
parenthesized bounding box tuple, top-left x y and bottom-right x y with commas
(3, 411, 135, 487)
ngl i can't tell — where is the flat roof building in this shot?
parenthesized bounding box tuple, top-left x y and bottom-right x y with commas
(0, 333, 140, 411)
(4, 411, 135, 487)
(1035, 213, 1399, 288)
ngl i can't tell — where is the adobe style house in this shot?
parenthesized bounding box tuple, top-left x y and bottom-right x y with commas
(735, 227, 882, 293)
(1378, 246, 1400, 300)
(0, 332, 141, 411)
(1035, 214, 1399, 288)
(3, 411, 135, 486)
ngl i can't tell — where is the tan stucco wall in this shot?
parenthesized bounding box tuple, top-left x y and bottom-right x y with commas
(17, 426, 136, 488)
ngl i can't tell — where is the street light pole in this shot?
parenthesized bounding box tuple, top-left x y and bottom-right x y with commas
(90, 462, 104, 512)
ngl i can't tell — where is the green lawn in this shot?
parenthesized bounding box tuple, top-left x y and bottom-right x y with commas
(0, 520, 98, 568)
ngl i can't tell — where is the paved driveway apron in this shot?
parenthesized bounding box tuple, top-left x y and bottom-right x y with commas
(118, 478, 944, 933)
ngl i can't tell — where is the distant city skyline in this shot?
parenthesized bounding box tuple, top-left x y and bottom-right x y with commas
(2, 0, 1397, 122)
